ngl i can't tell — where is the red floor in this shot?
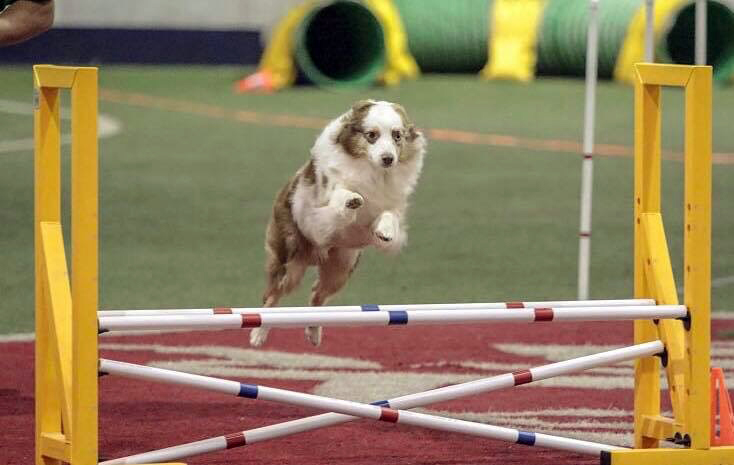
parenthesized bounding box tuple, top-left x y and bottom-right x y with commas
(4, 318, 734, 465)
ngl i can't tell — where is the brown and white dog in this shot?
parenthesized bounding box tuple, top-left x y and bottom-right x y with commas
(250, 100, 426, 347)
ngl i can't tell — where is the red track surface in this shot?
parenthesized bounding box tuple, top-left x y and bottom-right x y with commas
(4, 319, 734, 464)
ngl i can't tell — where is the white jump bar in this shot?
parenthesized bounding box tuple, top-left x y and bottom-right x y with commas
(99, 298, 657, 317)
(98, 305, 687, 332)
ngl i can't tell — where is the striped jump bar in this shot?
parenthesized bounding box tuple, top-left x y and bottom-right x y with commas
(97, 304, 686, 332)
(98, 298, 656, 317)
(98, 341, 663, 464)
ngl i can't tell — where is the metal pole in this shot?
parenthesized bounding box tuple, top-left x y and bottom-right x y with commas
(695, 0, 707, 65)
(577, 0, 599, 300)
(644, 0, 655, 62)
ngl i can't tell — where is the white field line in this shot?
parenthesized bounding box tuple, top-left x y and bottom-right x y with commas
(0, 99, 122, 154)
(678, 275, 734, 293)
(99, 342, 382, 370)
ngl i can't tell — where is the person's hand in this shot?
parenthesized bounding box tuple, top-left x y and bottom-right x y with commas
(0, 0, 53, 46)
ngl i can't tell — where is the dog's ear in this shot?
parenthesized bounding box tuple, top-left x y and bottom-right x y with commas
(406, 125, 420, 142)
(335, 118, 353, 145)
(336, 100, 374, 145)
(391, 102, 422, 143)
(391, 102, 409, 122)
(399, 124, 426, 162)
(391, 102, 415, 128)
(351, 99, 375, 114)
(348, 100, 375, 126)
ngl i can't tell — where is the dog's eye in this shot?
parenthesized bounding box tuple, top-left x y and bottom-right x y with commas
(392, 130, 402, 142)
(365, 130, 379, 143)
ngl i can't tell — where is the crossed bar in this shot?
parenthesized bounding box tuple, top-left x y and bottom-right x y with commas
(98, 340, 665, 464)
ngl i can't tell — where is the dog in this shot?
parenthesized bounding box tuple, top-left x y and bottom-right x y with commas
(250, 99, 426, 347)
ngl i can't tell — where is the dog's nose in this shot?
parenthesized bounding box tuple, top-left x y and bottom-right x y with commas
(381, 154, 394, 167)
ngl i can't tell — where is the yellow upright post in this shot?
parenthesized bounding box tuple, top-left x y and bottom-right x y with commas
(34, 68, 64, 465)
(683, 62, 712, 451)
(607, 63, 734, 464)
(632, 67, 662, 450)
(34, 65, 185, 465)
(34, 65, 99, 465)
(70, 68, 99, 465)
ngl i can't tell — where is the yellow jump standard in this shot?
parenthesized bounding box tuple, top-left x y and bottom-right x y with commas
(33, 65, 181, 465)
(604, 64, 734, 464)
(33, 63, 732, 465)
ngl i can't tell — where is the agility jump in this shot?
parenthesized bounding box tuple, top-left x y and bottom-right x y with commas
(34, 63, 734, 465)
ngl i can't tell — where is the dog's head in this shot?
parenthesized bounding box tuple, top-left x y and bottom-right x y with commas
(336, 100, 424, 169)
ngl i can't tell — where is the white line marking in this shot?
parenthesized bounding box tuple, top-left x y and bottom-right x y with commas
(0, 99, 122, 154)
(100, 342, 382, 369)
(678, 275, 734, 293)
(0, 332, 34, 342)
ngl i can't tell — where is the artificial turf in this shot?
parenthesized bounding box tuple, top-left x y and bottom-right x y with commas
(0, 65, 732, 334)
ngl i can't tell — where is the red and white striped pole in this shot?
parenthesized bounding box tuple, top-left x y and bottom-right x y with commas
(99, 341, 663, 464)
(577, 0, 599, 300)
(97, 305, 687, 332)
(98, 298, 656, 317)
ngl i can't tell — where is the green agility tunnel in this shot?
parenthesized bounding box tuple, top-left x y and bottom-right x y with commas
(246, 0, 734, 90)
(294, 1, 386, 87)
(535, 0, 734, 80)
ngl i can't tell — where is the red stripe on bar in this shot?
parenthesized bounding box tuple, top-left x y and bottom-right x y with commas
(579, 232, 591, 237)
(214, 307, 233, 314)
(512, 370, 533, 385)
(379, 408, 399, 423)
(224, 432, 246, 448)
(241, 314, 262, 328)
(505, 301, 525, 309)
(583, 154, 593, 159)
(534, 308, 554, 322)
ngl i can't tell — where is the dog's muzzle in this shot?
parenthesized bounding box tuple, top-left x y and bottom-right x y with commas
(381, 154, 395, 167)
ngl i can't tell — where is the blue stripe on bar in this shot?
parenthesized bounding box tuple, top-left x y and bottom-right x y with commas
(388, 311, 409, 325)
(238, 383, 259, 399)
(516, 431, 536, 446)
(370, 400, 390, 407)
(361, 304, 380, 311)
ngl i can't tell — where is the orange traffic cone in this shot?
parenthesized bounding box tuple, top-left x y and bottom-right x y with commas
(234, 70, 275, 94)
(711, 367, 734, 446)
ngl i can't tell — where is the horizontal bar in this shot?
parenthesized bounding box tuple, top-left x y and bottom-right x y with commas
(99, 299, 656, 317)
(635, 63, 695, 87)
(98, 305, 686, 332)
(100, 341, 663, 464)
(34, 65, 80, 89)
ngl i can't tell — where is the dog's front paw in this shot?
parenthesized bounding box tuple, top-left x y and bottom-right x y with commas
(345, 193, 363, 210)
(250, 328, 270, 347)
(331, 189, 363, 220)
(305, 326, 322, 346)
(375, 230, 392, 242)
(374, 213, 397, 243)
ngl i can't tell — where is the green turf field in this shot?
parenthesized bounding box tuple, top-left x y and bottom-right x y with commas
(1, 66, 732, 334)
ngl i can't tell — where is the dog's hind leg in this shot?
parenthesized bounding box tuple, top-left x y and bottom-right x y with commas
(252, 242, 308, 347)
(305, 248, 361, 346)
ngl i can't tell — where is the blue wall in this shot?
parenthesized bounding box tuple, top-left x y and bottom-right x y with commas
(0, 28, 262, 64)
